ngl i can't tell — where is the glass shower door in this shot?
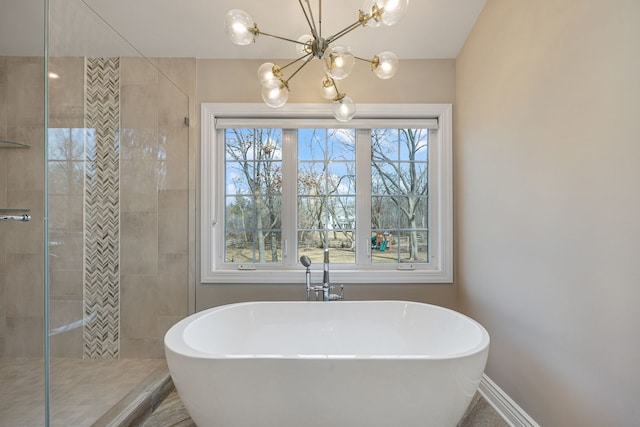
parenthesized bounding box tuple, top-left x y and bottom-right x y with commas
(0, 0, 47, 425)
(46, 0, 191, 425)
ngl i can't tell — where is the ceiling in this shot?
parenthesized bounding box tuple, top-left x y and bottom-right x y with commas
(1, 0, 485, 59)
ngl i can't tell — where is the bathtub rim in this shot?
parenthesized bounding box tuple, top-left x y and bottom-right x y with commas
(164, 300, 490, 361)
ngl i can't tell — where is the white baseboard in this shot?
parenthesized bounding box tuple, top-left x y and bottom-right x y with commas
(478, 374, 540, 427)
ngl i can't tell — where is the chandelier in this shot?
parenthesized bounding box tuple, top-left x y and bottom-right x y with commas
(224, 0, 409, 122)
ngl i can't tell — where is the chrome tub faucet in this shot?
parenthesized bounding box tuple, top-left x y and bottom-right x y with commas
(300, 250, 344, 302)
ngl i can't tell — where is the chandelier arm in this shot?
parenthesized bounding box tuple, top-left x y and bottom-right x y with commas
(299, 0, 319, 38)
(279, 52, 313, 71)
(330, 78, 346, 101)
(319, 0, 322, 38)
(283, 56, 314, 86)
(325, 20, 364, 45)
(256, 30, 305, 45)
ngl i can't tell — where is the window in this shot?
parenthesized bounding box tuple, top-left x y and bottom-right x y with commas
(201, 104, 452, 284)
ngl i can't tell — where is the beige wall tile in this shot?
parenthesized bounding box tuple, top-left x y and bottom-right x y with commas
(48, 230, 83, 270)
(120, 84, 158, 129)
(48, 57, 85, 127)
(5, 254, 44, 317)
(120, 337, 164, 358)
(158, 126, 188, 191)
(0, 57, 7, 83)
(0, 82, 7, 130)
(120, 159, 159, 213)
(4, 191, 43, 255)
(0, 151, 7, 206)
(157, 315, 184, 339)
(6, 58, 44, 128)
(49, 268, 83, 298)
(3, 316, 44, 357)
(158, 190, 188, 255)
(0, 272, 5, 338)
(120, 57, 158, 86)
(120, 274, 157, 339)
(157, 58, 196, 98)
(120, 128, 158, 161)
(48, 194, 83, 230)
(0, 239, 5, 272)
(158, 76, 189, 128)
(6, 127, 44, 191)
(157, 253, 188, 316)
(49, 299, 83, 357)
(120, 211, 158, 275)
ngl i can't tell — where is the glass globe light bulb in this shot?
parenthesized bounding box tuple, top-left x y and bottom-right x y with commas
(262, 84, 289, 108)
(224, 9, 256, 45)
(321, 76, 338, 100)
(373, 51, 398, 79)
(323, 45, 355, 80)
(361, 0, 383, 28)
(258, 62, 280, 89)
(332, 96, 356, 122)
(296, 34, 314, 57)
(380, 0, 409, 26)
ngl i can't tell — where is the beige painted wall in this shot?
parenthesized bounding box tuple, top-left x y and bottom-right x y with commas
(456, 0, 640, 425)
(195, 58, 457, 311)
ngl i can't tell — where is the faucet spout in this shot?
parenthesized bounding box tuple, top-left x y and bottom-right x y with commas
(301, 251, 343, 301)
(322, 248, 330, 287)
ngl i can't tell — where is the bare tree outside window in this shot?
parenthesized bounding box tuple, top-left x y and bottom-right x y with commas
(297, 128, 356, 263)
(371, 128, 429, 263)
(221, 127, 430, 265)
(224, 128, 282, 263)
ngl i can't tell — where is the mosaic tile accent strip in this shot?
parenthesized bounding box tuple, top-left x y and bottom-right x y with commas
(84, 57, 121, 358)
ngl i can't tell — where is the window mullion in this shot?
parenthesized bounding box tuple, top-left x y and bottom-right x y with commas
(281, 129, 298, 266)
(355, 128, 372, 266)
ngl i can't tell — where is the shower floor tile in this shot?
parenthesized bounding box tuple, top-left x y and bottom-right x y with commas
(0, 357, 166, 427)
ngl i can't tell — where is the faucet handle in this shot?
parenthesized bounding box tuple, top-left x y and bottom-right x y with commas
(328, 284, 345, 301)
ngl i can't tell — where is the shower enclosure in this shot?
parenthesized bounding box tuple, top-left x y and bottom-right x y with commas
(0, 0, 192, 425)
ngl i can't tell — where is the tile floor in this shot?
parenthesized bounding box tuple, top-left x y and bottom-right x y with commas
(0, 357, 166, 427)
(142, 387, 509, 427)
(0, 357, 508, 427)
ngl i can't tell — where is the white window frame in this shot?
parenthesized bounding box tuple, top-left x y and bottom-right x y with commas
(201, 103, 453, 284)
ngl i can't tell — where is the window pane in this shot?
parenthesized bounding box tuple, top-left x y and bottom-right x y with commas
(371, 128, 430, 264)
(399, 128, 429, 162)
(371, 230, 396, 264)
(298, 162, 326, 195)
(328, 196, 356, 229)
(328, 128, 356, 160)
(297, 128, 356, 263)
(298, 128, 326, 160)
(397, 162, 428, 195)
(327, 162, 355, 195)
(397, 196, 428, 229)
(225, 231, 282, 263)
(225, 128, 282, 161)
(225, 162, 254, 194)
(298, 196, 328, 230)
(224, 128, 282, 264)
(397, 230, 429, 262)
(226, 195, 256, 229)
(371, 196, 400, 229)
(298, 231, 355, 264)
(257, 195, 281, 229)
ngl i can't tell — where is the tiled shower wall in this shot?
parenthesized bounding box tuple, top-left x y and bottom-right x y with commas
(0, 56, 46, 357)
(0, 56, 193, 358)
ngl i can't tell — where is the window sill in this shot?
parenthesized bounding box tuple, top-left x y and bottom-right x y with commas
(201, 268, 453, 284)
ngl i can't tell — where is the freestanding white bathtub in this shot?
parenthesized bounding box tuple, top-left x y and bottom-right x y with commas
(165, 301, 490, 427)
